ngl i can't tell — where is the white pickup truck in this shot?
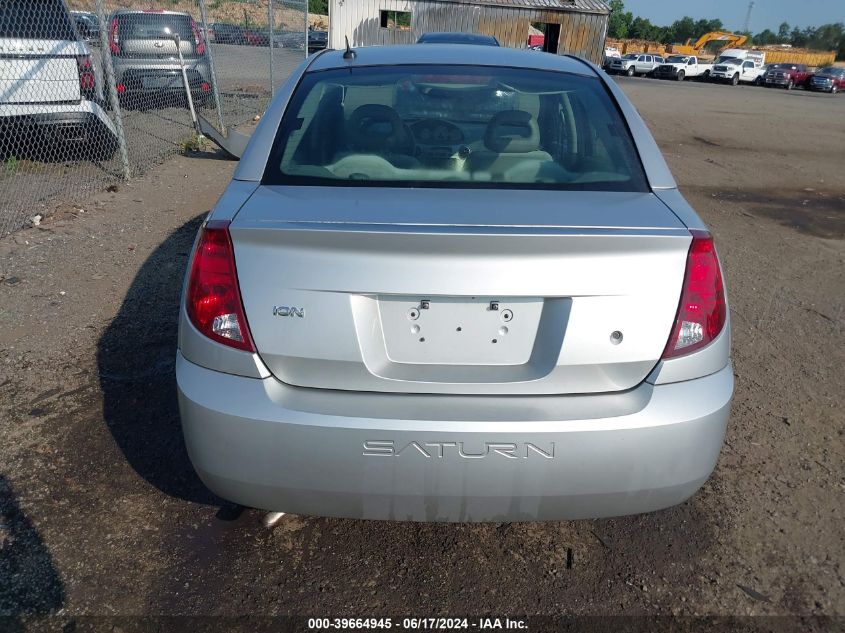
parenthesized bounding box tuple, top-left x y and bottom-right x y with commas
(652, 55, 713, 81)
(710, 52, 767, 85)
(607, 53, 665, 77)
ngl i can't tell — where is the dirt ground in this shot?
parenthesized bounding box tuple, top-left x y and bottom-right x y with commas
(0, 76, 843, 626)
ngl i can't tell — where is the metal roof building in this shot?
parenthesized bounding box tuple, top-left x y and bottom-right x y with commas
(328, 0, 610, 64)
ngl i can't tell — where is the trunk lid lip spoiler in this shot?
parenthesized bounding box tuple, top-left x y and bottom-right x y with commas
(228, 220, 692, 236)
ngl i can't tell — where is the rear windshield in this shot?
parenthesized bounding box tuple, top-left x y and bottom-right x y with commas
(264, 64, 648, 192)
(0, 0, 77, 41)
(117, 13, 193, 41)
(418, 33, 499, 46)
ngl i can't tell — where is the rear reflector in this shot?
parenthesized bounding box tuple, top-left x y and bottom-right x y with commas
(186, 220, 255, 352)
(662, 230, 726, 359)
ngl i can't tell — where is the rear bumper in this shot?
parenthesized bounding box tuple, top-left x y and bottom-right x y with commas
(177, 353, 732, 522)
(0, 102, 117, 149)
(112, 60, 212, 93)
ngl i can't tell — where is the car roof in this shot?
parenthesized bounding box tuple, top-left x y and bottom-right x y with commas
(308, 44, 597, 76)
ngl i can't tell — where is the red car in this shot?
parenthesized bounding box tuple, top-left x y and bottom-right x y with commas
(807, 66, 845, 94)
(244, 28, 270, 47)
(763, 63, 810, 90)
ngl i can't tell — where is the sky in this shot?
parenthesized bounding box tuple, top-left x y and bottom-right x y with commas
(621, 0, 845, 33)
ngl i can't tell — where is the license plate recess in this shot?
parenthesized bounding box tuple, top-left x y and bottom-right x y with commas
(378, 296, 543, 366)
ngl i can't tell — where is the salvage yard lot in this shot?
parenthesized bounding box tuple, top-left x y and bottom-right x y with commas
(0, 74, 843, 622)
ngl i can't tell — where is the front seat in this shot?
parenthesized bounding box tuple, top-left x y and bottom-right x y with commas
(466, 110, 555, 179)
(342, 104, 418, 168)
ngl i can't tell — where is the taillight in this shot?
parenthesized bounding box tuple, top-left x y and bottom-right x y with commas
(662, 230, 726, 359)
(109, 17, 120, 55)
(192, 19, 206, 55)
(186, 220, 255, 352)
(76, 55, 95, 96)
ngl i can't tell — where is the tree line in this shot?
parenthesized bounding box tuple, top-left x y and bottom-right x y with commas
(308, 0, 328, 15)
(607, 0, 844, 59)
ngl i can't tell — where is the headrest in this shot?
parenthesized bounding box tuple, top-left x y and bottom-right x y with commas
(346, 104, 410, 152)
(484, 110, 541, 153)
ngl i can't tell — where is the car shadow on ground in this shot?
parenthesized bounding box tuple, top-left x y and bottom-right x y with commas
(97, 214, 220, 506)
(0, 475, 64, 626)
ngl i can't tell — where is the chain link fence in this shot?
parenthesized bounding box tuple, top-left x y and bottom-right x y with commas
(0, 0, 314, 238)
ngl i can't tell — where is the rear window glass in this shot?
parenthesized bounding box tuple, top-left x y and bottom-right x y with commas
(264, 64, 648, 192)
(117, 13, 192, 41)
(0, 0, 77, 40)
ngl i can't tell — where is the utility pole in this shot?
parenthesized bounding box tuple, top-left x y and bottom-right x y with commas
(743, 1, 755, 33)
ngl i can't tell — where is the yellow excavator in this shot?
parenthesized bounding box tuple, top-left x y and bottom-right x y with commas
(667, 31, 749, 56)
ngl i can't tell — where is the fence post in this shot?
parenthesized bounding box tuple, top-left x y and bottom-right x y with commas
(94, 0, 130, 181)
(268, 0, 275, 97)
(304, 0, 309, 60)
(198, 0, 226, 135)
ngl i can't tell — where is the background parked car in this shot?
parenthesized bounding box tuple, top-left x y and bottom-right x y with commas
(807, 66, 845, 94)
(70, 11, 99, 43)
(763, 63, 810, 90)
(653, 55, 712, 81)
(0, 0, 117, 160)
(210, 23, 247, 45)
(273, 30, 303, 49)
(602, 47, 621, 68)
(108, 10, 213, 109)
(306, 29, 328, 54)
(711, 58, 766, 86)
(608, 53, 664, 77)
(244, 28, 270, 47)
(273, 29, 328, 53)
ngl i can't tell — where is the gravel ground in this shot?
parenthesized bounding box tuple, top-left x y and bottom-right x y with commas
(0, 75, 843, 627)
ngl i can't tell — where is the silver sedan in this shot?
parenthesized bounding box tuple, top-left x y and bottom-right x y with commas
(177, 44, 732, 522)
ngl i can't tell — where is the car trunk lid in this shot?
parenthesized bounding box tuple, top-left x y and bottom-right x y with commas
(229, 186, 691, 395)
